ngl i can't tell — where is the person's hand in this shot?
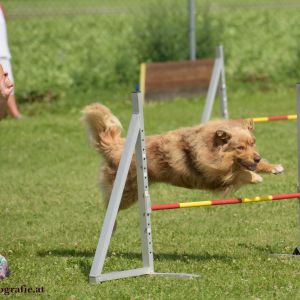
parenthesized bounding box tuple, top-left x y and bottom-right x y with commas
(0, 64, 13, 100)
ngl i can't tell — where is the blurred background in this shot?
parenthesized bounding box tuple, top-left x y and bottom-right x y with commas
(2, 0, 300, 108)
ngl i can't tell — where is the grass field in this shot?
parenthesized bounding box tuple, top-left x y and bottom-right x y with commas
(1, 0, 300, 298)
(1, 85, 300, 299)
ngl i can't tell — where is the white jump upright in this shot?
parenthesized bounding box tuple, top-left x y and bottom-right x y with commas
(295, 83, 300, 255)
(89, 90, 199, 283)
(201, 44, 229, 123)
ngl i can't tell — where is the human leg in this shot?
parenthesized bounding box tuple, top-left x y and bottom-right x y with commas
(0, 58, 21, 119)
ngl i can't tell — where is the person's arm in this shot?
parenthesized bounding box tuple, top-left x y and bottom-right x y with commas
(0, 3, 7, 20)
(0, 64, 13, 100)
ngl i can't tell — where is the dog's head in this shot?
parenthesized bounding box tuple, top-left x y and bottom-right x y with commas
(214, 119, 261, 171)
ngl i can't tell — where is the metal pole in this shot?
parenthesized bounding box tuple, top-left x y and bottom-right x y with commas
(188, 0, 196, 60)
(201, 49, 222, 123)
(218, 45, 229, 119)
(297, 84, 300, 246)
(133, 92, 154, 273)
(89, 116, 140, 283)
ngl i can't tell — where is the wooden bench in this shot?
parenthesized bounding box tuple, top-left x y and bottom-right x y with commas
(140, 59, 214, 102)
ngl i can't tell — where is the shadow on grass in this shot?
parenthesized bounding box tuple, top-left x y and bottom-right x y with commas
(37, 248, 234, 278)
(37, 248, 233, 263)
(237, 242, 275, 254)
(37, 249, 233, 262)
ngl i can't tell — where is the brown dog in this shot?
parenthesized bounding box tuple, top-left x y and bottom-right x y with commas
(82, 103, 283, 210)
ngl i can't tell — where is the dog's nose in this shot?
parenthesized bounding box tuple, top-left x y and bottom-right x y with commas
(254, 154, 261, 163)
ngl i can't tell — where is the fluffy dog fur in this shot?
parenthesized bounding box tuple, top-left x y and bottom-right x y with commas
(82, 103, 284, 211)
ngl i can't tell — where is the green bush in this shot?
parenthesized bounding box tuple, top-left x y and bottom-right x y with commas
(196, 2, 223, 58)
(5, 1, 300, 103)
(132, 1, 223, 63)
(132, 0, 188, 63)
(10, 15, 138, 102)
(220, 8, 300, 83)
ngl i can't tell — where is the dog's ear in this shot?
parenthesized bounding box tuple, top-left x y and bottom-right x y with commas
(243, 119, 254, 131)
(214, 130, 232, 145)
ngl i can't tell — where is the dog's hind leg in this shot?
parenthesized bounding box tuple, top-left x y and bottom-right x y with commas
(256, 160, 284, 174)
(110, 183, 138, 233)
(101, 168, 138, 233)
(101, 188, 137, 233)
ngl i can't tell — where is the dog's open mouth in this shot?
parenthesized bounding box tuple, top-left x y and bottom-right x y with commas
(239, 160, 257, 171)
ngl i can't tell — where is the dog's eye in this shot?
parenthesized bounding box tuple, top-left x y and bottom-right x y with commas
(237, 146, 245, 151)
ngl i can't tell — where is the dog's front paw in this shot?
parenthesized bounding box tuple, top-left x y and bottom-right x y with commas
(251, 173, 263, 183)
(272, 164, 284, 174)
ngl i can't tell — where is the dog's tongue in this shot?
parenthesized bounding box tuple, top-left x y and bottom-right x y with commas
(248, 164, 257, 171)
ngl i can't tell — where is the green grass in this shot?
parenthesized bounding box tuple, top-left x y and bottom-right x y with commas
(1, 86, 300, 299)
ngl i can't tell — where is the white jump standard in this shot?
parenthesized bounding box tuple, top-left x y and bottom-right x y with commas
(201, 44, 229, 123)
(89, 91, 199, 283)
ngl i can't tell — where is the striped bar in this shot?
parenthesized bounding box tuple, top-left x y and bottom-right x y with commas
(151, 192, 300, 211)
(252, 114, 297, 123)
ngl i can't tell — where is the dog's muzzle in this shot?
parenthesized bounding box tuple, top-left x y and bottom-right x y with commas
(238, 159, 257, 171)
(246, 163, 257, 171)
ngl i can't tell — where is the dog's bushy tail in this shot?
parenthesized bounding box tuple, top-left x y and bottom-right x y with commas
(82, 103, 123, 158)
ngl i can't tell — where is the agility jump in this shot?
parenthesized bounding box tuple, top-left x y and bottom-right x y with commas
(89, 85, 300, 284)
(201, 46, 297, 124)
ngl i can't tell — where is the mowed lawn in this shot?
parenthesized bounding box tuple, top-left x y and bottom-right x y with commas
(1, 87, 300, 299)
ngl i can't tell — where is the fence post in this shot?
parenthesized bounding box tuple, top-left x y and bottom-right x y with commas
(188, 0, 196, 61)
(218, 45, 229, 119)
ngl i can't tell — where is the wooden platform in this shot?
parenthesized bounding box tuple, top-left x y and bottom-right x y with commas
(140, 59, 214, 102)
